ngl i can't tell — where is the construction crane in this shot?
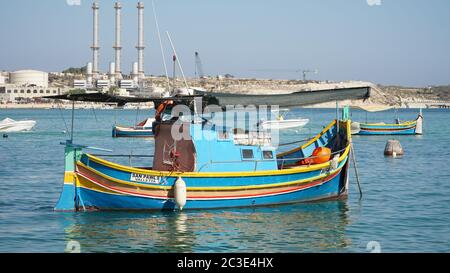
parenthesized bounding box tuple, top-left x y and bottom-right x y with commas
(301, 69, 319, 81)
(250, 68, 319, 81)
(195, 52, 206, 86)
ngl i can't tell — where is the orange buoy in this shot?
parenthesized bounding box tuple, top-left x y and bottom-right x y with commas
(311, 147, 331, 164)
(297, 147, 332, 165)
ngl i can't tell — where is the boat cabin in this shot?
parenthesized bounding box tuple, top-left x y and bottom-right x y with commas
(152, 119, 278, 173)
(149, 101, 350, 174)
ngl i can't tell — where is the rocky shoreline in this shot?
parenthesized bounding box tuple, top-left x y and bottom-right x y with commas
(1, 77, 449, 109)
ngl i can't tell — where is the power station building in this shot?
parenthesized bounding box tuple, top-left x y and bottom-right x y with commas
(9, 70, 49, 88)
(0, 70, 68, 103)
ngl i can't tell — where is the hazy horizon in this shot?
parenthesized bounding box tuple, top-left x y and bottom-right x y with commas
(1, 0, 449, 87)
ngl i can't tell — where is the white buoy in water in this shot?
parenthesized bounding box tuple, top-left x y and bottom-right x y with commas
(384, 140, 404, 157)
(174, 177, 187, 210)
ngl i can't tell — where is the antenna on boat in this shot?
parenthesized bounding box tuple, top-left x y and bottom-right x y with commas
(166, 31, 190, 90)
(151, 0, 171, 92)
(172, 54, 177, 93)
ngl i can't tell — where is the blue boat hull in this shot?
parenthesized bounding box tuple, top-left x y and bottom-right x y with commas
(75, 165, 348, 210)
(112, 126, 154, 138)
(357, 126, 417, 135)
(353, 114, 423, 135)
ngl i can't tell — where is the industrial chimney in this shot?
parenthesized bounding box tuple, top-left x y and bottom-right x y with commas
(86, 62, 93, 86)
(113, 2, 122, 80)
(132, 62, 139, 85)
(91, 1, 100, 79)
(109, 62, 116, 84)
(136, 2, 145, 80)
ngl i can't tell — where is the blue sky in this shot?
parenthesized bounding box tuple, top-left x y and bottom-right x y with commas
(0, 0, 449, 87)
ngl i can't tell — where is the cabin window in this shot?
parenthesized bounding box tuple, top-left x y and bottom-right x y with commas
(263, 150, 274, 160)
(242, 149, 254, 160)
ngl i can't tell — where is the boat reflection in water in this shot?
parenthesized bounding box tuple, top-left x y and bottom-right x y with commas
(60, 200, 351, 253)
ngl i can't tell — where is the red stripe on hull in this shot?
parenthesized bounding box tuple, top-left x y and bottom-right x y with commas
(76, 166, 341, 200)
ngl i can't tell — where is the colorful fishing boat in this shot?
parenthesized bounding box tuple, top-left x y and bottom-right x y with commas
(55, 105, 353, 211)
(351, 106, 423, 135)
(112, 118, 155, 138)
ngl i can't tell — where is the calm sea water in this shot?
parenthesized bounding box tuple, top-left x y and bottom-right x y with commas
(0, 107, 449, 253)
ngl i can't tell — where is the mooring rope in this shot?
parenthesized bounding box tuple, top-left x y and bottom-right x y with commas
(278, 137, 313, 147)
(351, 142, 363, 199)
(91, 103, 99, 124)
(57, 101, 70, 137)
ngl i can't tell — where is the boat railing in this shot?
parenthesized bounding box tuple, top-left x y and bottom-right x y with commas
(197, 147, 348, 171)
(91, 145, 347, 171)
(91, 154, 154, 166)
(278, 137, 314, 147)
(277, 147, 347, 169)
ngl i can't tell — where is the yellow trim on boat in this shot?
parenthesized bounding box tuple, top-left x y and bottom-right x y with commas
(362, 118, 417, 127)
(346, 120, 352, 142)
(84, 144, 349, 178)
(276, 120, 337, 157)
(77, 161, 344, 191)
(64, 171, 75, 184)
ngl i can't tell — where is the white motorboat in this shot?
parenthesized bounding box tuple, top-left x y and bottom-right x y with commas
(0, 118, 36, 132)
(257, 109, 309, 130)
(258, 118, 310, 130)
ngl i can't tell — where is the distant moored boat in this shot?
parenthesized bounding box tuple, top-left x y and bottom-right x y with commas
(112, 117, 155, 138)
(0, 118, 36, 132)
(351, 106, 423, 135)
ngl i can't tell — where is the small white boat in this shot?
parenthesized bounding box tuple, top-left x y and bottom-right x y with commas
(257, 109, 309, 130)
(259, 118, 310, 130)
(0, 118, 36, 132)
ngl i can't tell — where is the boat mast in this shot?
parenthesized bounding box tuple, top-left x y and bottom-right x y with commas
(151, 0, 171, 92)
(172, 54, 177, 93)
(70, 100, 75, 143)
(336, 101, 339, 133)
(166, 31, 199, 117)
(166, 31, 189, 90)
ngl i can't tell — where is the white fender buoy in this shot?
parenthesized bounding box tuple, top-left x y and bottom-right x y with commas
(174, 177, 187, 210)
(350, 122, 361, 134)
(330, 155, 339, 170)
